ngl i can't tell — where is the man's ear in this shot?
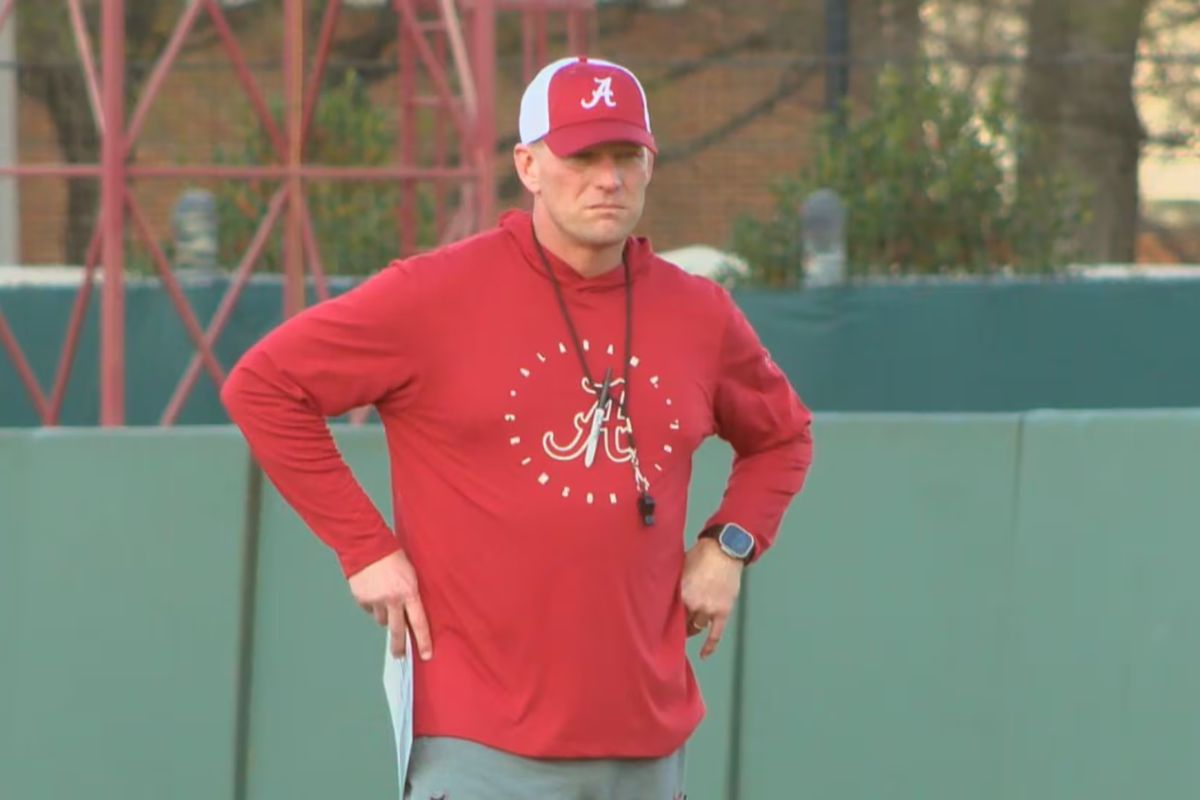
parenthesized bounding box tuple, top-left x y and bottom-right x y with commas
(513, 144, 540, 195)
(645, 148, 655, 184)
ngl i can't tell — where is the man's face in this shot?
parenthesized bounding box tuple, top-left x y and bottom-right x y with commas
(515, 140, 654, 250)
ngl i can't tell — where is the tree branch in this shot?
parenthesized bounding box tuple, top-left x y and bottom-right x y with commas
(657, 62, 820, 165)
(640, 29, 773, 91)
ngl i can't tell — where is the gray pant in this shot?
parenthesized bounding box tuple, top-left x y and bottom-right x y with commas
(404, 736, 687, 800)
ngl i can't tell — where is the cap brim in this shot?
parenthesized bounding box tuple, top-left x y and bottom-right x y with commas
(542, 120, 658, 157)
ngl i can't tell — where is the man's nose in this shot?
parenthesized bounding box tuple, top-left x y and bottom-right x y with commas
(594, 159, 623, 190)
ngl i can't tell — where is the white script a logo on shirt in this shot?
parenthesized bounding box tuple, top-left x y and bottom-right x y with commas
(543, 376, 633, 465)
(504, 340, 679, 509)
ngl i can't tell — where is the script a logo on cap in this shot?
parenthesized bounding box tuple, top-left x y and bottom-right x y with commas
(581, 76, 617, 110)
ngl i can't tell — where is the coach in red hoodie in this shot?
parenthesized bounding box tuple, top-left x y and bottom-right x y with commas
(222, 55, 813, 799)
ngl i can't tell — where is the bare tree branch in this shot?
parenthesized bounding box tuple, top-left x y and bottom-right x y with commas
(657, 63, 821, 164)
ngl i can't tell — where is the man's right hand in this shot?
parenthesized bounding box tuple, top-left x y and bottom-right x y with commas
(348, 550, 433, 661)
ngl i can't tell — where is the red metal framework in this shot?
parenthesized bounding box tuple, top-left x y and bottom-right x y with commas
(0, 0, 593, 426)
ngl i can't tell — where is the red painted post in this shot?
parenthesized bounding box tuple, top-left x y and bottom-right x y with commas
(67, 0, 104, 135)
(204, 0, 288, 160)
(474, 0, 497, 230)
(127, 164, 475, 180)
(533, 5, 546, 71)
(567, 9, 588, 55)
(162, 188, 288, 426)
(393, 0, 469, 137)
(47, 222, 104, 425)
(297, 196, 330, 302)
(0, 164, 104, 178)
(283, 0, 305, 319)
(0, 315, 50, 422)
(522, 10, 535, 82)
(0, 0, 14, 35)
(300, 0, 343, 150)
(398, 5, 417, 255)
(127, 191, 226, 389)
(124, 0, 206, 154)
(433, 29, 448, 236)
(99, 0, 126, 425)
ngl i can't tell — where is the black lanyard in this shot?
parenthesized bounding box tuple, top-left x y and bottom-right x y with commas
(531, 230, 656, 527)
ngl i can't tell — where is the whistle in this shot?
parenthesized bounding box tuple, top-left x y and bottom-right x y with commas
(638, 491, 656, 527)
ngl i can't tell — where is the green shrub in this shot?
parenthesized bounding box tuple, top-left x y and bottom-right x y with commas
(214, 70, 435, 276)
(730, 64, 1090, 287)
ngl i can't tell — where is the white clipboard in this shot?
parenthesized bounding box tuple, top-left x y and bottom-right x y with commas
(383, 630, 415, 799)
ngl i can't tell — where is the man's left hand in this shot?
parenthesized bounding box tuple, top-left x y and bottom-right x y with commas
(680, 537, 745, 659)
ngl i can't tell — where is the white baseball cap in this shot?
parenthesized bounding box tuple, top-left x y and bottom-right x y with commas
(518, 56, 657, 157)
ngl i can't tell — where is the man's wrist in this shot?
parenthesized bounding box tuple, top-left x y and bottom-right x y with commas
(698, 523, 756, 562)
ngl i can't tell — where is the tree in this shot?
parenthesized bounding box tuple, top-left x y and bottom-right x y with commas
(214, 70, 432, 275)
(1020, 0, 1153, 264)
(728, 63, 1087, 285)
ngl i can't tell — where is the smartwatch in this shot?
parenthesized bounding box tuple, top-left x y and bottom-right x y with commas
(699, 523, 756, 562)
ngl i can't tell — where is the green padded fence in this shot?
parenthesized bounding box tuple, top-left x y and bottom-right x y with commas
(0, 429, 246, 800)
(739, 416, 1020, 800)
(3, 277, 1200, 425)
(2, 411, 1199, 799)
(1004, 411, 1200, 800)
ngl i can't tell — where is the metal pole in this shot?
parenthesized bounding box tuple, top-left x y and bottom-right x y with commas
(0, 2, 18, 266)
(100, 0, 126, 425)
(0, 0, 15, 35)
(473, 0, 496, 230)
(398, 4, 417, 255)
(433, 28, 448, 241)
(206, 0, 287, 160)
(283, 0, 304, 318)
(300, 0, 342, 150)
(522, 10, 535, 80)
(67, 0, 105, 136)
(126, 0, 205, 151)
(532, 5, 546, 69)
(48, 222, 104, 424)
(566, 9, 587, 56)
(825, 0, 850, 132)
(163, 188, 289, 426)
(0, 314, 49, 421)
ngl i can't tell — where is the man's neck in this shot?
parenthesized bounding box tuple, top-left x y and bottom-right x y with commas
(531, 210, 624, 279)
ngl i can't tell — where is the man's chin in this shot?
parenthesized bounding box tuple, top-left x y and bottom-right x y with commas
(574, 220, 637, 248)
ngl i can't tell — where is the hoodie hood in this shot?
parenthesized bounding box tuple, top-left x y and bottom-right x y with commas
(500, 209, 653, 293)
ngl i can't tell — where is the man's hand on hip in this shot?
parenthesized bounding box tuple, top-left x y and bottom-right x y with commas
(349, 550, 433, 661)
(679, 537, 744, 660)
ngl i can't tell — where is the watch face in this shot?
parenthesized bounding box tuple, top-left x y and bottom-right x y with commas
(721, 525, 755, 557)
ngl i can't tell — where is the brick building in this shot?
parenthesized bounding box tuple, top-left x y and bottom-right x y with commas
(8, 1, 832, 267)
(6, 0, 1197, 267)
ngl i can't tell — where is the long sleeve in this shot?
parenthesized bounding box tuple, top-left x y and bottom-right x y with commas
(704, 291, 814, 562)
(220, 261, 428, 577)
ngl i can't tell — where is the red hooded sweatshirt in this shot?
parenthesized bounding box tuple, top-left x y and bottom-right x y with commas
(221, 210, 813, 759)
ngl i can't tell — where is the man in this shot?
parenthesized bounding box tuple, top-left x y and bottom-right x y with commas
(221, 55, 813, 799)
